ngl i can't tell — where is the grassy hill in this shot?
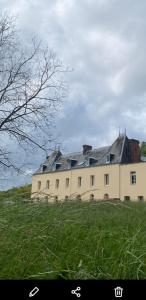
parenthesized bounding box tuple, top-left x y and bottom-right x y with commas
(0, 184, 31, 201)
(0, 188, 146, 279)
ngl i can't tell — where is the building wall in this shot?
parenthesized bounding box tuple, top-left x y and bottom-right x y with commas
(31, 170, 72, 202)
(70, 165, 120, 200)
(31, 162, 146, 202)
(31, 164, 120, 201)
(120, 162, 146, 201)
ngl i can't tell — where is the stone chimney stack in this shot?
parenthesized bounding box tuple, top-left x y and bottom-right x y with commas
(83, 145, 92, 155)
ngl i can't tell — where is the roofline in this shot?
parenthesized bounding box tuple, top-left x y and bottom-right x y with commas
(32, 161, 146, 176)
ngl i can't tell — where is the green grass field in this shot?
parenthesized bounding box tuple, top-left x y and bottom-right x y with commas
(0, 186, 146, 279)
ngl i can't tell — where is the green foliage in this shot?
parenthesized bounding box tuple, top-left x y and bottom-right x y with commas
(0, 184, 31, 201)
(140, 142, 146, 156)
(0, 200, 146, 279)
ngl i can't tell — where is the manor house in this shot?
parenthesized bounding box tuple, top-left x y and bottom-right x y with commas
(31, 134, 146, 201)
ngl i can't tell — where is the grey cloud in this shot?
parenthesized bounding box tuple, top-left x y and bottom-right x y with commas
(1, 0, 146, 188)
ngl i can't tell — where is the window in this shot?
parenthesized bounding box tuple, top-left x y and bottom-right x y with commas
(104, 174, 109, 186)
(106, 154, 114, 163)
(55, 179, 59, 189)
(106, 155, 110, 163)
(44, 196, 48, 201)
(130, 171, 136, 185)
(104, 193, 109, 200)
(65, 196, 69, 201)
(46, 180, 50, 189)
(90, 194, 94, 201)
(78, 176, 82, 187)
(138, 196, 144, 202)
(42, 164, 47, 172)
(76, 194, 81, 201)
(66, 178, 70, 188)
(55, 163, 61, 170)
(53, 163, 61, 171)
(90, 175, 95, 186)
(124, 196, 130, 201)
(54, 196, 58, 202)
(71, 159, 77, 167)
(38, 181, 41, 190)
(68, 159, 77, 168)
(89, 157, 98, 165)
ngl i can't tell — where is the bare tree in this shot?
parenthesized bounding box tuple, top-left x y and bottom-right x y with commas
(0, 13, 66, 171)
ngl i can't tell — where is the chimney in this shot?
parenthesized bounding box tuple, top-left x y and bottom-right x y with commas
(128, 139, 140, 163)
(83, 144, 92, 155)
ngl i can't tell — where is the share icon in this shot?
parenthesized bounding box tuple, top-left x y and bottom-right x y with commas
(71, 286, 81, 298)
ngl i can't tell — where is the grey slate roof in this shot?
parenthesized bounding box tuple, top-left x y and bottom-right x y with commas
(34, 134, 126, 174)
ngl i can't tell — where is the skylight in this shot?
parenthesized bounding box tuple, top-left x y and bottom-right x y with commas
(78, 161, 84, 166)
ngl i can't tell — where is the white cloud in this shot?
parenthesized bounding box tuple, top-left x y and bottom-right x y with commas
(107, 68, 126, 95)
(55, 0, 74, 17)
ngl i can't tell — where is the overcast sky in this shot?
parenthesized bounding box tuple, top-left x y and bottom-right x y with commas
(1, 0, 146, 189)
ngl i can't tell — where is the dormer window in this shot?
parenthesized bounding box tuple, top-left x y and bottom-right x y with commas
(88, 157, 98, 165)
(71, 159, 77, 167)
(52, 163, 61, 171)
(42, 164, 47, 172)
(55, 163, 61, 170)
(67, 159, 77, 168)
(106, 154, 114, 163)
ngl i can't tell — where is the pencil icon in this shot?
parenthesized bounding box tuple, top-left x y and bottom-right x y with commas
(29, 287, 39, 297)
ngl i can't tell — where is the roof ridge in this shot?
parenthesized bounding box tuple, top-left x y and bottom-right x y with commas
(119, 134, 127, 163)
(63, 145, 110, 157)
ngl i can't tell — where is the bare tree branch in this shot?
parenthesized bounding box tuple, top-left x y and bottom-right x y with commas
(0, 13, 67, 172)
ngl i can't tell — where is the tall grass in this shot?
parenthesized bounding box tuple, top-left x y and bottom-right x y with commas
(0, 196, 146, 279)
